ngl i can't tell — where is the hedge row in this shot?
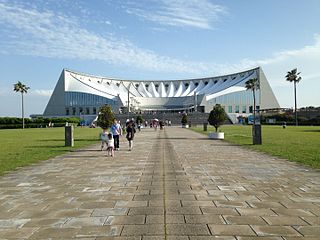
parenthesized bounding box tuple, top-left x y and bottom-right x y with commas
(0, 117, 81, 129)
(0, 123, 67, 129)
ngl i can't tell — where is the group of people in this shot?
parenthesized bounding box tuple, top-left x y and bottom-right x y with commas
(100, 118, 136, 157)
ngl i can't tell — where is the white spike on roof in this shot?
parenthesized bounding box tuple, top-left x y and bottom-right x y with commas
(138, 82, 151, 97)
(129, 83, 143, 97)
(148, 82, 160, 97)
(174, 82, 185, 97)
(158, 82, 167, 97)
(167, 82, 176, 97)
(181, 82, 193, 97)
(197, 79, 214, 95)
(189, 80, 205, 96)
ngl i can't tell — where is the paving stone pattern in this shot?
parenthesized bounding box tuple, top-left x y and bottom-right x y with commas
(0, 127, 319, 239)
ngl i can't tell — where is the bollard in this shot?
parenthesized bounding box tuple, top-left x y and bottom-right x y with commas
(252, 124, 262, 145)
(203, 123, 208, 131)
(65, 125, 74, 147)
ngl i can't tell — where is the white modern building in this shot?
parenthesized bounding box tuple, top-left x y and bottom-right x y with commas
(43, 67, 280, 122)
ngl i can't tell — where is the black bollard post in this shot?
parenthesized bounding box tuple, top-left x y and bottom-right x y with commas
(252, 124, 262, 145)
(203, 122, 208, 131)
(65, 125, 74, 147)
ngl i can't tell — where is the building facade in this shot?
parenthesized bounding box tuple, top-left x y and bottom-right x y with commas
(43, 67, 280, 123)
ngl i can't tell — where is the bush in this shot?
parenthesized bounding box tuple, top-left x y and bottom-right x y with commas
(136, 115, 144, 125)
(0, 117, 81, 129)
(181, 113, 188, 125)
(208, 104, 227, 132)
(96, 105, 115, 129)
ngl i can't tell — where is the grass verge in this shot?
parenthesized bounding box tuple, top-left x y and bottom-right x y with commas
(191, 125, 320, 169)
(0, 127, 101, 175)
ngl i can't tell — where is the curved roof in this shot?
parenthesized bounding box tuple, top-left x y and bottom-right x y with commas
(64, 67, 259, 103)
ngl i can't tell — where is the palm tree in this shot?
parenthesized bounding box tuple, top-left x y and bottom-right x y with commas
(245, 78, 261, 145)
(285, 68, 301, 126)
(13, 81, 30, 129)
(245, 78, 260, 125)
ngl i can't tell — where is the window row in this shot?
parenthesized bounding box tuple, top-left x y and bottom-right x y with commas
(65, 92, 116, 107)
(65, 107, 98, 116)
(223, 105, 260, 114)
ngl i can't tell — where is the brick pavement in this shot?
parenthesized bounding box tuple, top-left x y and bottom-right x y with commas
(0, 127, 319, 239)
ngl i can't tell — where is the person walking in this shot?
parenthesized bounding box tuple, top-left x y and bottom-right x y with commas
(100, 128, 108, 151)
(110, 119, 122, 150)
(126, 120, 136, 151)
(106, 133, 115, 157)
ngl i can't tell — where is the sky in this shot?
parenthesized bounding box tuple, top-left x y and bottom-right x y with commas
(0, 0, 319, 117)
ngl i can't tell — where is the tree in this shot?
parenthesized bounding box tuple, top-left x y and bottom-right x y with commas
(96, 105, 115, 129)
(136, 115, 144, 125)
(181, 113, 188, 125)
(245, 78, 260, 125)
(208, 104, 227, 132)
(286, 68, 302, 126)
(245, 78, 262, 145)
(13, 81, 30, 129)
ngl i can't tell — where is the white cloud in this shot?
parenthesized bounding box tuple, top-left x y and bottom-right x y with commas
(0, 1, 213, 75)
(236, 34, 320, 108)
(32, 89, 53, 97)
(252, 34, 320, 87)
(255, 34, 320, 66)
(125, 0, 227, 29)
(0, 1, 319, 89)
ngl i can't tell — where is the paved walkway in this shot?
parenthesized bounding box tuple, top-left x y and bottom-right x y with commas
(0, 127, 319, 239)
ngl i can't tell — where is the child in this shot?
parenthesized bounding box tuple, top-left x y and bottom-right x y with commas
(100, 128, 108, 151)
(106, 133, 115, 157)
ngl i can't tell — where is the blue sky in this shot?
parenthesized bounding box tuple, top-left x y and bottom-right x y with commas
(0, 0, 319, 117)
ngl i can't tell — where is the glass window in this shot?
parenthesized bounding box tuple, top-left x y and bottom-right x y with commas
(242, 106, 246, 113)
(93, 107, 96, 115)
(65, 91, 116, 108)
(65, 108, 69, 115)
(86, 108, 90, 115)
(249, 106, 253, 113)
(235, 105, 239, 113)
(72, 107, 76, 115)
(228, 106, 232, 113)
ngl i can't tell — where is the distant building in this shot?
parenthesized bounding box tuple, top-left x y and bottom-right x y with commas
(43, 67, 280, 123)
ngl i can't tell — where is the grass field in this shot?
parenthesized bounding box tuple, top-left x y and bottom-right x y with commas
(191, 125, 320, 169)
(0, 127, 101, 175)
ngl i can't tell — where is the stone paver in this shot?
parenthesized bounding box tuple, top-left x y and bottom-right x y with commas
(0, 127, 319, 239)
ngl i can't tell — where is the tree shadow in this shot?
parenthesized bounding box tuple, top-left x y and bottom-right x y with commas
(157, 137, 188, 140)
(37, 138, 98, 142)
(36, 139, 63, 142)
(71, 149, 101, 152)
(301, 130, 320, 133)
(26, 145, 66, 148)
(75, 138, 99, 142)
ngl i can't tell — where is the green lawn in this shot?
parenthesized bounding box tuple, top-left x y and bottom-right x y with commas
(191, 125, 320, 169)
(0, 127, 101, 175)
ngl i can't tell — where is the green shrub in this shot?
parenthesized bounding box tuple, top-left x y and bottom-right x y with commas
(208, 104, 227, 132)
(181, 113, 188, 125)
(96, 105, 115, 129)
(0, 117, 81, 129)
